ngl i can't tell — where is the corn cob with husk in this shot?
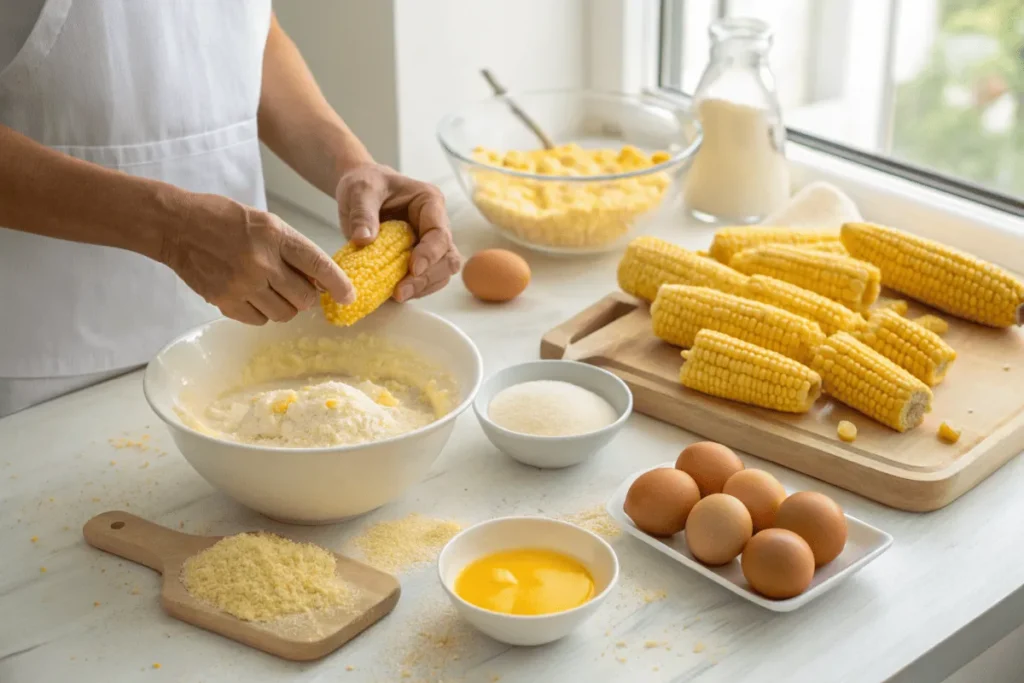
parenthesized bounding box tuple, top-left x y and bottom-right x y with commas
(730, 244, 882, 312)
(841, 222, 1024, 327)
(651, 285, 826, 364)
(709, 226, 842, 264)
(320, 221, 415, 326)
(617, 236, 748, 302)
(679, 329, 823, 413)
(810, 332, 933, 432)
(851, 308, 956, 387)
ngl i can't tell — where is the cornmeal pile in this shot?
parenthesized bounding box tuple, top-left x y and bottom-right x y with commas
(182, 533, 352, 622)
(349, 513, 461, 574)
(470, 143, 672, 249)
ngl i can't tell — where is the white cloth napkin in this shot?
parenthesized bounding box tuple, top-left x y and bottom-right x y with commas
(759, 181, 862, 230)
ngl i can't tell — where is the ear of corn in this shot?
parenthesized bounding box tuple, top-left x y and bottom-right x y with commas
(617, 236, 748, 302)
(841, 222, 1024, 328)
(320, 221, 415, 326)
(651, 285, 826, 364)
(730, 244, 882, 312)
(742, 274, 867, 336)
(852, 308, 957, 386)
(709, 226, 841, 264)
(913, 314, 949, 336)
(795, 241, 848, 256)
(810, 332, 933, 432)
(679, 329, 822, 413)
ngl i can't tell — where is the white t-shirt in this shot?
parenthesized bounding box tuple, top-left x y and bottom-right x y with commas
(0, 0, 46, 72)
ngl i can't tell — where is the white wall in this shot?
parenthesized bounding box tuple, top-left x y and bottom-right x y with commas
(263, 0, 590, 222)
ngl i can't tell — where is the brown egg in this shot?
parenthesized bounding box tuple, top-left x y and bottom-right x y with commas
(774, 491, 848, 567)
(741, 528, 815, 599)
(623, 468, 701, 537)
(722, 469, 787, 532)
(675, 442, 744, 496)
(462, 249, 530, 302)
(684, 493, 752, 566)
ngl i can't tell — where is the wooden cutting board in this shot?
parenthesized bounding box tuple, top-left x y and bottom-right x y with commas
(541, 292, 1024, 512)
(83, 511, 400, 661)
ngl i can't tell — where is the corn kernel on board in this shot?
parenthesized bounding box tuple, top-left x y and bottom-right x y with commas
(540, 291, 1024, 512)
(83, 511, 400, 660)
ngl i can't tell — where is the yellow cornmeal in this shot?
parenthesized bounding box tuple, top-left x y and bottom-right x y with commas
(470, 144, 672, 249)
(181, 533, 351, 622)
(349, 514, 461, 574)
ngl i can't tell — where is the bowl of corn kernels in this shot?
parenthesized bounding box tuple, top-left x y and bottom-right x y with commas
(437, 90, 702, 254)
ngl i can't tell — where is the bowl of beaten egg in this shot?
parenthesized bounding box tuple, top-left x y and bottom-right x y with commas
(144, 304, 482, 524)
(438, 516, 619, 646)
(437, 90, 702, 254)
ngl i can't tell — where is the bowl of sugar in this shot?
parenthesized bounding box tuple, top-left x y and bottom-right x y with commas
(473, 360, 632, 468)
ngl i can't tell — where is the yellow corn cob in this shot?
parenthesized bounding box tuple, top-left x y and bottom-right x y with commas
(743, 274, 867, 336)
(731, 244, 882, 312)
(913, 314, 949, 336)
(679, 329, 822, 413)
(841, 222, 1024, 327)
(937, 422, 961, 444)
(651, 285, 826, 364)
(852, 309, 957, 386)
(617, 236, 748, 302)
(709, 226, 841, 264)
(837, 420, 858, 443)
(795, 241, 848, 256)
(320, 221, 415, 326)
(810, 332, 933, 432)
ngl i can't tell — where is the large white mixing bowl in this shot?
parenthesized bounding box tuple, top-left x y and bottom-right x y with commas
(144, 303, 482, 525)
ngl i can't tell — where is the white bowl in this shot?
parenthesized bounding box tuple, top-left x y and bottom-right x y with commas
(472, 361, 632, 469)
(143, 304, 482, 524)
(437, 516, 619, 646)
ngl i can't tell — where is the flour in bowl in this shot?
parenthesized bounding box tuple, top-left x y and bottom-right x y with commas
(487, 380, 619, 437)
(202, 377, 435, 448)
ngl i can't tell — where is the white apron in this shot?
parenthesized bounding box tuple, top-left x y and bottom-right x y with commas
(0, 0, 272, 413)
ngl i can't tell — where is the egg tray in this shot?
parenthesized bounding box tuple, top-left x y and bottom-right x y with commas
(606, 463, 893, 612)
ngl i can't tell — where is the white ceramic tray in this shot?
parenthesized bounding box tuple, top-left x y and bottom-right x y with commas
(606, 463, 894, 612)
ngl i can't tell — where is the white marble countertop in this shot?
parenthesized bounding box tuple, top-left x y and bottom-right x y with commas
(3, 186, 1023, 683)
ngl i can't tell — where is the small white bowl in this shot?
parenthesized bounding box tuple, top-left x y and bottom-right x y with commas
(472, 360, 632, 468)
(437, 516, 619, 646)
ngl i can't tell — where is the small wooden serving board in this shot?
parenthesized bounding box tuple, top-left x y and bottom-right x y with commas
(83, 511, 400, 661)
(541, 292, 1024, 512)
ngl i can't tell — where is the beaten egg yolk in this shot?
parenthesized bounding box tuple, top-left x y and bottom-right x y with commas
(454, 549, 595, 616)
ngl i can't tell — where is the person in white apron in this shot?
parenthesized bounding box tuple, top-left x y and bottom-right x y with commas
(0, 2, 461, 417)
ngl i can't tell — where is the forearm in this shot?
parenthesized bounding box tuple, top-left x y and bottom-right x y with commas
(258, 13, 373, 197)
(0, 124, 187, 262)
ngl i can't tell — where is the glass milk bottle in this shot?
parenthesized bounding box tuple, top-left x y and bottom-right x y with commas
(684, 17, 790, 224)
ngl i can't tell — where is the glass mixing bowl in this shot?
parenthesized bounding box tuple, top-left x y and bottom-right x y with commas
(437, 90, 702, 255)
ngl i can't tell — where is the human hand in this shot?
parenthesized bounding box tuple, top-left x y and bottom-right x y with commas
(335, 164, 462, 302)
(163, 193, 355, 324)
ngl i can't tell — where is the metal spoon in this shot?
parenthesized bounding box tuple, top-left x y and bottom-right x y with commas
(480, 69, 555, 150)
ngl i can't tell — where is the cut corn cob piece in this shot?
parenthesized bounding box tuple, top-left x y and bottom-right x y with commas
(679, 329, 822, 413)
(743, 274, 867, 336)
(837, 420, 858, 443)
(651, 285, 826, 364)
(913, 314, 949, 336)
(937, 422, 961, 444)
(841, 222, 1024, 327)
(320, 221, 415, 326)
(877, 299, 909, 316)
(709, 226, 841, 264)
(731, 244, 882, 312)
(617, 236, 748, 302)
(852, 308, 956, 386)
(810, 332, 933, 432)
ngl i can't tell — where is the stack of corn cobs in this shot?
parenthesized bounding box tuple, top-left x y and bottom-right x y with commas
(617, 223, 1024, 435)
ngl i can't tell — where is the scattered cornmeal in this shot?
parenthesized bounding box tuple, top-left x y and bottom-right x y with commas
(913, 314, 949, 336)
(40, 567, 47, 573)
(938, 422, 961, 444)
(350, 514, 460, 574)
(152, 663, 161, 670)
(30, 535, 38, 543)
(181, 533, 351, 622)
(562, 506, 621, 539)
(837, 421, 858, 443)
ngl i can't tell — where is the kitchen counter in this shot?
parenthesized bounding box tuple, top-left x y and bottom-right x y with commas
(3, 186, 1023, 683)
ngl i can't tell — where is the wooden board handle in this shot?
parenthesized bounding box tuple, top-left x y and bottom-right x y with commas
(83, 511, 204, 574)
(540, 292, 641, 360)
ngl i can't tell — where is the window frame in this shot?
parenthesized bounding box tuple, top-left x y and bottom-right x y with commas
(606, 0, 1024, 218)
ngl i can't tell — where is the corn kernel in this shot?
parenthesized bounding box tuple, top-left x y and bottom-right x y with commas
(937, 422, 961, 444)
(837, 421, 858, 442)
